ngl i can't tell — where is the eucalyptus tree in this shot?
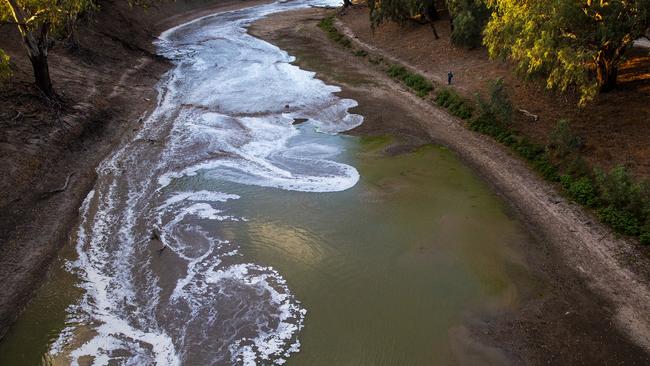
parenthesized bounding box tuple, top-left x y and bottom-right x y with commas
(1, 0, 94, 98)
(368, 0, 442, 39)
(446, 0, 489, 47)
(484, 0, 650, 104)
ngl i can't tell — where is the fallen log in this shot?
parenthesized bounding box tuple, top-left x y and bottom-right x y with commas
(519, 109, 539, 121)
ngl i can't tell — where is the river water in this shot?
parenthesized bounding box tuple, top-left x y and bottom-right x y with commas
(0, 1, 537, 365)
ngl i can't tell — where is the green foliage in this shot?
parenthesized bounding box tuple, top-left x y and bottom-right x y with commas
(0, 0, 95, 37)
(577, 165, 650, 239)
(387, 65, 433, 97)
(435, 88, 473, 119)
(487, 78, 512, 124)
(640, 230, 650, 245)
(560, 175, 598, 207)
(483, 0, 650, 105)
(318, 16, 352, 48)
(598, 206, 642, 236)
(514, 138, 559, 181)
(0, 49, 10, 81)
(471, 86, 559, 181)
(549, 119, 584, 159)
(368, 0, 434, 27)
(1, 0, 96, 94)
(595, 166, 647, 218)
(447, 0, 490, 48)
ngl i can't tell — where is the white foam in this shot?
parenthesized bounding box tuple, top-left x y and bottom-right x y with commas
(54, 0, 356, 364)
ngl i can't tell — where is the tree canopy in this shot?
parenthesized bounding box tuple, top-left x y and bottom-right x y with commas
(447, 0, 489, 48)
(483, 0, 650, 104)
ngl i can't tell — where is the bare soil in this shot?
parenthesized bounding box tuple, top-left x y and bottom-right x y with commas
(249, 8, 650, 365)
(0, 0, 267, 340)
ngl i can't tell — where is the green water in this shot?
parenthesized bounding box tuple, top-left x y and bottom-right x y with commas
(0, 134, 534, 365)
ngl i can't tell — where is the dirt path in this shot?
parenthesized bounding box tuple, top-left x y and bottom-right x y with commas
(249, 8, 650, 364)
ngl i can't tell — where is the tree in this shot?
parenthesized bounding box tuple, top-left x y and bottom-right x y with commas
(368, 0, 442, 39)
(0, 0, 94, 98)
(447, 0, 489, 48)
(484, 0, 650, 105)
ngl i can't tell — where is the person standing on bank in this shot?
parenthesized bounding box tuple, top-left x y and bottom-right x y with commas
(448, 71, 454, 85)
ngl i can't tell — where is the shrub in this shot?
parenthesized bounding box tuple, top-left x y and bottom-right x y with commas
(436, 88, 473, 119)
(387, 65, 433, 97)
(487, 78, 512, 124)
(560, 175, 598, 207)
(565, 156, 591, 178)
(549, 120, 584, 158)
(595, 166, 646, 217)
(598, 206, 641, 236)
(640, 230, 650, 245)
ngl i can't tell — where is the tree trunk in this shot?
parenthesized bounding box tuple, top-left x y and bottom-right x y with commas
(429, 22, 440, 39)
(6, 0, 56, 99)
(423, 5, 440, 39)
(29, 53, 55, 98)
(66, 18, 80, 50)
(595, 50, 619, 93)
(343, 0, 352, 7)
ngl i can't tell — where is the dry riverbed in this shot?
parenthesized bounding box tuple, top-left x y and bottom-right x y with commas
(249, 8, 650, 364)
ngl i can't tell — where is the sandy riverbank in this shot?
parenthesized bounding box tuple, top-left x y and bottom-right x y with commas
(248, 8, 650, 364)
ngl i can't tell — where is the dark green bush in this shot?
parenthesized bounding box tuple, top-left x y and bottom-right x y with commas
(487, 78, 512, 124)
(549, 120, 584, 159)
(598, 206, 641, 236)
(640, 230, 650, 245)
(435, 88, 473, 119)
(387, 65, 433, 97)
(595, 166, 646, 218)
(560, 175, 598, 207)
(448, 0, 490, 48)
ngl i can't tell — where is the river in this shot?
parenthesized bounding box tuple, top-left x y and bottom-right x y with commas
(0, 1, 538, 364)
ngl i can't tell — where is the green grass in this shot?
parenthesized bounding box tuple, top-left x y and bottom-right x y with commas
(386, 65, 433, 97)
(318, 16, 352, 48)
(435, 89, 474, 120)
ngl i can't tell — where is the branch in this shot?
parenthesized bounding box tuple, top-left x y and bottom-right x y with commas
(0, 20, 27, 26)
(40, 172, 74, 199)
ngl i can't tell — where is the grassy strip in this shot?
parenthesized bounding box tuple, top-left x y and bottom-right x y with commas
(386, 65, 433, 97)
(435, 88, 473, 120)
(318, 15, 352, 48)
